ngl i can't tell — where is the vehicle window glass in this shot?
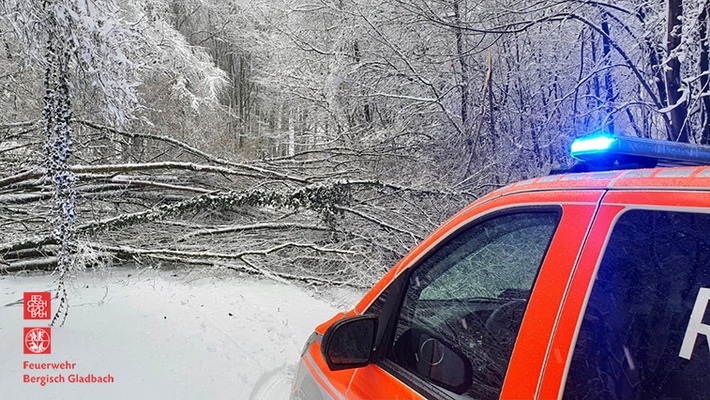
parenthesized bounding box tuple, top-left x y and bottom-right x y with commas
(564, 210, 710, 400)
(385, 210, 560, 399)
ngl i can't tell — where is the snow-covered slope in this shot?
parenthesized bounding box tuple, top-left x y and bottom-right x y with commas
(0, 268, 359, 400)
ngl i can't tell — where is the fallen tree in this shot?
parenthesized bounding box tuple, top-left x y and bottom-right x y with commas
(1, 120, 483, 287)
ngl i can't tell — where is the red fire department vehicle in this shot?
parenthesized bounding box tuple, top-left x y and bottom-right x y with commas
(291, 134, 710, 399)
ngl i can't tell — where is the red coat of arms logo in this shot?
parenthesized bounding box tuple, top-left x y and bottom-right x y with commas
(24, 292, 51, 320)
(24, 327, 51, 355)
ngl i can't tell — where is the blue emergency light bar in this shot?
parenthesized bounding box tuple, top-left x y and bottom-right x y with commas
(570, 133, 710, 169)
(570, 135, 617, 154)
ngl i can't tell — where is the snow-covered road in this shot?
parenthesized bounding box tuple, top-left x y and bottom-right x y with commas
(0, 268, 359, 399)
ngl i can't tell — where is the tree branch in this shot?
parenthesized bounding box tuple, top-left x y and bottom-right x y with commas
(75, 120, 309, 183)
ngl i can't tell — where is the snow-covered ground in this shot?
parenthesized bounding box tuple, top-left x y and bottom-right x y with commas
(0, 267, 361, 400)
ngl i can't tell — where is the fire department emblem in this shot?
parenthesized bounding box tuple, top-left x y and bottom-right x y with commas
(24, 327, 51, 355)
(24, 292, 51, 320)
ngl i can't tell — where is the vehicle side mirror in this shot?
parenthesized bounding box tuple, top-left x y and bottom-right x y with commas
(321, 315, 378, 371)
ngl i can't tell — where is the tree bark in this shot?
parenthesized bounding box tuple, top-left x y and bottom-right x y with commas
(601, 19, 615, 132)
(700, 3, 710, 144)
(665, 0, 689, 142)
(452, 0, 473, 146)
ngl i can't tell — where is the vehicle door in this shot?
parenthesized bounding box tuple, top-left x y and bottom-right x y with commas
(540, 189, 710, 399)
(346, 190, 605, 399)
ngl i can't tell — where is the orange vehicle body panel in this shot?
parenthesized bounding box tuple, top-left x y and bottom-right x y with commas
(304, 341, 355, 398)
(539, 190, 710, 399)
(297, 166, 710, 400)
(347, 366, 427, 399)
(536, 204, 623, 399)
(500, 202, 600, 399)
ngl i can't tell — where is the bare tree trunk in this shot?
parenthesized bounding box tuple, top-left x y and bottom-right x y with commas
(486, 50, 495, 139)
(452, 0, 472, 146)
(700, 3, 710, 144)
(601, 18, 615, 132)
(666, 0, 689, 142)
(590, 33, 602, 116)
(638, 6, 669, 118)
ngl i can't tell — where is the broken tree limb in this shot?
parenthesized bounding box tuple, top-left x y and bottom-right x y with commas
(0, 168, 42, 188)
(131, 253, 368, 288)
(75, 120, 309, 183)
(0, 162, 284, 189)
(3, 162, 409, 193)
(334, 205, 423, 243)
(107, 178, 215, 194)
(78, 182, 352, 234)
(345, 179, 479, 198)
(182, 222, 335, 238)
(0, 181, 209, 205)
(87, 243, 368, 288)
(0, 257, 58, 274)
(92, 242, 356, 259)
(0, 236, 57, 256)
(0, 120, 40, 129)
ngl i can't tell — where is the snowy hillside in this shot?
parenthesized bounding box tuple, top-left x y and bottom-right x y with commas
(0, 268, 360, 400)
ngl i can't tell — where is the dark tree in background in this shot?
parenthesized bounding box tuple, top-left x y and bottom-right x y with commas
(698, 1, 710, 145)
(665, 0, 689, 142)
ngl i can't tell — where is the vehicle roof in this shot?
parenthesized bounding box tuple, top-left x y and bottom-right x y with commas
(482, 165, 710, 202)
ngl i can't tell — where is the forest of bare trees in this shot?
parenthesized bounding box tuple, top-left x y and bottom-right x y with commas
(1, 0, 709, 308)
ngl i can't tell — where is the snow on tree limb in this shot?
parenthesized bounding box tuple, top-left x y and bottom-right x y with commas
(74, 120, 310, 183)
(93, 242, 356, 259)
